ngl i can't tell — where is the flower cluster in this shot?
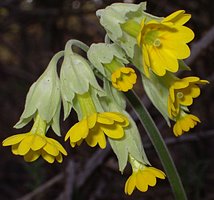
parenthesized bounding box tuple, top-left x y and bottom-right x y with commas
(98, 3, 208, 137)
(2, 2, 208, 197)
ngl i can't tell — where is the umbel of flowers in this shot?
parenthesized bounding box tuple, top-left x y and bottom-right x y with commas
(2, 1, 209, 197)
(97, 2, 208, 136)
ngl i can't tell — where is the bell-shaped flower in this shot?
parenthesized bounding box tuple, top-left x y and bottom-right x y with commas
(65, 111, 129, 149)
(64, 89, 129, 149)
(168, 76, 209, 118)
(125, 156, 166, 195)
(2, 114, 67, 163)
(14, 52, 63, 136)
(173, 112, 200, 137)
(87, 43, 137, 92)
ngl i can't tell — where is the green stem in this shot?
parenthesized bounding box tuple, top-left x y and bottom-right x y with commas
(125, 90, 187, 200)
(65, 39, 89, 54)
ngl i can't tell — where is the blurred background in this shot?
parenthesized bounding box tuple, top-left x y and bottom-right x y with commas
(0, 0, 213, 199)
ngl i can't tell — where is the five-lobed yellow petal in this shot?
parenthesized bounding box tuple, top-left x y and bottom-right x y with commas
(65, 112, 129, 149)
(2, 133, 67, 163)
(125, 166, 166, 195)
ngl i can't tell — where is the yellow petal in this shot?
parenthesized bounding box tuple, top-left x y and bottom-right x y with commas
(182, 76, 200, 83)
(11, 144, 19, 155)
(97, 113, 114, 125)
(189, 114, 200, 122)
(56, 153, 63, 163)
(163, 10, 191, 26)
(142, 44, 151, 77)
(87, 113, 97, 129)
(43, 142, 59, 156)
(150, 47, 178, 76)
(136, 171, 149, 192)
(148, 167, 166, 179)
(18, 135, 34, 155)
(48, 138, 67, 155)
(41, 150, 55, 163)
(173, 121, 183, 137)
(127, 173, 136, 195)
(2, 133, 27, 146)
(65, 119, 89, 142)
(24, 150, 41, 162)
(100, 124, 124, 139)
(102, 112, 126, 123)
(143, 171, 157, 186)
(31, 135, 46, 151)
(85, 127, 106, 149)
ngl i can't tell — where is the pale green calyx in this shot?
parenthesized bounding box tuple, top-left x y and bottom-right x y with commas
(97, 2, 162, 59)
(142, 72, 172, 126)
(60, 40, 104, 120)
(87, 43, 128, 78)
(102, 80, 150, 173)
(15, 51, 63, 136)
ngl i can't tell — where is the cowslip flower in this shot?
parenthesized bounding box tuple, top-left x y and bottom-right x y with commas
(2, 114, 67, 163)
(168, 76, 209, 118)
(87, 43, 137, 92)
(125, 156, 166, 195)
(173, 113, 200, 137)
(64, 92, 129, 149)
(105, 60, 137, 92)
(137, 10, 194, 77)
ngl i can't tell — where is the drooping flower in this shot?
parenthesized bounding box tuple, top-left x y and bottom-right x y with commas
(65, 112, 129, 149)
(64, 92, 129, 149)
(87, 43, 136, 92)
(2, 114, 67, 163)
(173, 113, 200, 137)
(137, 10, 194, 77)
(125, 156, 166, 195)
(14, 51, 63, 136)
(168, 76, 209, 118)
(110, 66, 137, 92)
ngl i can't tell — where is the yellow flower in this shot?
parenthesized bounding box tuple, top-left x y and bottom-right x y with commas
(2, 133, 67, 163)
(111, 67, 137, 92)
(104, 58, 137, 92)
(137, 10, 194, 77)
(2, 114, 67, 163)
(65, 112, 129, 149)
(168, 76, 208, 118)
(173, 114, 200, 137)
(125, 166, 166, 195)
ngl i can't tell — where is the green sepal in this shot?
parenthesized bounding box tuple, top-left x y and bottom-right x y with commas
(102, 79, 150, 173)
(60, 51, 104, 120)
(97, 2, 146, 58)
(142, 73, 171, 126)
(87, 43, 128, 78)
(178, 60, 191, 71)
(100, 77, 126, 111)
(109, 113, 150, 173)
(14, 51, 63, 136)
(72, 87, 106, 120)
(121, 20, 141, 38)
(97, 2, 147, 42)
